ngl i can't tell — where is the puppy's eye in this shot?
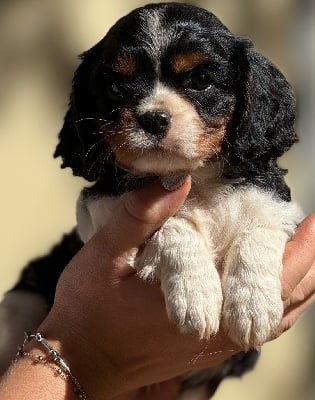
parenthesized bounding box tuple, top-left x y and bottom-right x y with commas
(189, 68, 212, 91)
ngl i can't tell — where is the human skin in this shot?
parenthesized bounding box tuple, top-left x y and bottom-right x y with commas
(0, 178, 314, 400)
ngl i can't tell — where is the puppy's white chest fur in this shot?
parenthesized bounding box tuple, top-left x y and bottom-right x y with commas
(77, 168, 303, 348)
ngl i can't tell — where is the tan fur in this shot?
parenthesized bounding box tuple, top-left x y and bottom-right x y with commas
(172, 52, 208, 73)
(114, 52, 137, 75)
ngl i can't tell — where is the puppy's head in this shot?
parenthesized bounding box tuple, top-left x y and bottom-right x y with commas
(55, 3, 297, 182)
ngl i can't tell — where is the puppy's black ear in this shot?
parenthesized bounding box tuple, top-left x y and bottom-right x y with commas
(54, 45, 103, 181)
(54, 103, 86, 178)
(228, 40, 297, 163)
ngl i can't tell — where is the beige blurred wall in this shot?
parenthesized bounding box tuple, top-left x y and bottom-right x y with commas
(0, 1, 314, 399)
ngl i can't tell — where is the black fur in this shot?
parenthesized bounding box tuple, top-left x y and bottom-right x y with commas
(54, 2, 296, 203)
(180, 350, 260, 396)
(10, 2, 298, 395)
(12, 231, 83, 306)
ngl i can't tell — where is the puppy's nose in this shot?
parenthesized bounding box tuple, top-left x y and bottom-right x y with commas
(138, 111, 171, 137)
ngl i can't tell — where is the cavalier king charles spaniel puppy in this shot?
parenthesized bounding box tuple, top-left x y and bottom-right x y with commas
(0, 2, 303, 397)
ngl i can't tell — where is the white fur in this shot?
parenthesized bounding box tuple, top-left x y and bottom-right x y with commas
(76, 194, 120, 243)
(139, 8, 170, 68)
(125, 82, 206, 174)
(77, 166, 303, 349)
(0, 291, 49, 376)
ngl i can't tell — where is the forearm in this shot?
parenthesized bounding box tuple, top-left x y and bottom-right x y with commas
(0, 329, 120, 400)
(0, 324, 111, 400)
(0, 355, 75, 400)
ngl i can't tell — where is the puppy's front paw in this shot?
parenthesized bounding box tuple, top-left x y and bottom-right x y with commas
(222, 276, 283, 349)
(137, 224, 223, 338)
(163, 273, 223, 339)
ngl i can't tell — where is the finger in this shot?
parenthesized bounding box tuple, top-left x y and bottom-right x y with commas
(282, 213, 315, 300)
(283, 259, 315, 310)
(278, 292, 315, 335)
(91, 177, 191, 273)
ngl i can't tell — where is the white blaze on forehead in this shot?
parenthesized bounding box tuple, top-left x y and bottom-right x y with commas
(138, 82, 181, 113)
(139, 8, 171, 67)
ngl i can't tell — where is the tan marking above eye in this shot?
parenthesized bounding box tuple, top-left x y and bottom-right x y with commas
(172, 52, 208, 74)
(114, 53, 136, 75)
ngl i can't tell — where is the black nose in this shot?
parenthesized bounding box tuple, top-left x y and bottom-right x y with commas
(138, 111, 171, 137)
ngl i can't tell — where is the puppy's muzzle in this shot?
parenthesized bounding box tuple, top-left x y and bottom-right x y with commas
(138, 110, 171, 138)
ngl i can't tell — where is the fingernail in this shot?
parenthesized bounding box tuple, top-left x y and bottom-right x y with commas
(160, 173, 189, 191)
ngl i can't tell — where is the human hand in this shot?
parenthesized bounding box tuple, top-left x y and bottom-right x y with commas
(119, 213, 315, 400)
(37, 181, 315, 400)
(278, 213, 315, 335)
(38, 178, 239, 399)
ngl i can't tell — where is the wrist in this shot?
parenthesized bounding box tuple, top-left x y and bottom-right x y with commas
(38, 315, 130, 400)
(1, 347, 75, 400)
(19, 332, 87, 400)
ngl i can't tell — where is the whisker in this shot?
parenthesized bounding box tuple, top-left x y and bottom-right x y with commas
(109, 107, 124, 115)
(84, 139, 105, 159)
(86, 145, 114, 177)
(74, 117, 97, 124)
(73, 117, 114, 131)
(86, 154, 104, 178)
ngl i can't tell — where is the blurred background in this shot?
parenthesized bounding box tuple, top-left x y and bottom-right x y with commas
(0, 0, 314, 398)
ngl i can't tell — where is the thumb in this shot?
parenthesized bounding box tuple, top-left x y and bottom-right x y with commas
(91, 177, 191, 273)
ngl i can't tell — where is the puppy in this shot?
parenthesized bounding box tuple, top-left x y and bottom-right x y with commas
(0, 2, 303, 396)
(56, 2, 302, 346)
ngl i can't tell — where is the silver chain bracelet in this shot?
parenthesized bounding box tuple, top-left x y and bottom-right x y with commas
(15, 332, 87, 400)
